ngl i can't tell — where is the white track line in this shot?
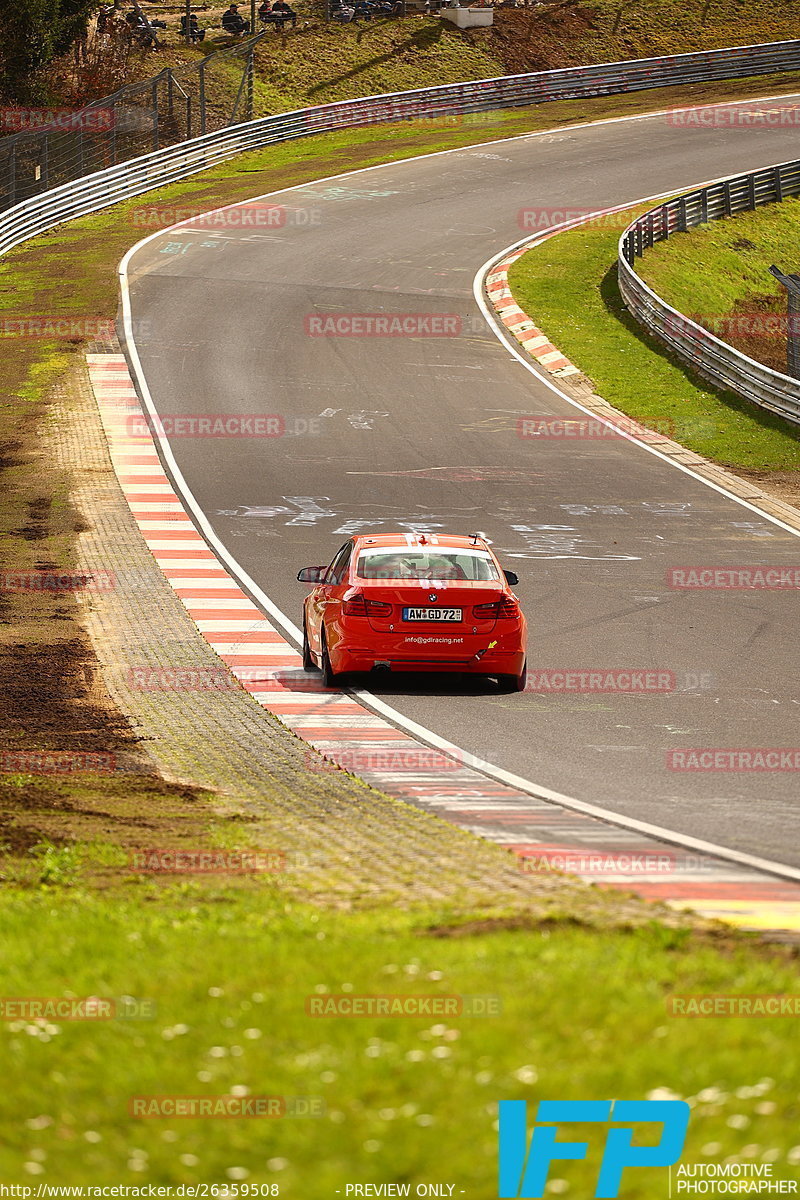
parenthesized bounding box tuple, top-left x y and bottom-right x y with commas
(118, 96, 800, 885)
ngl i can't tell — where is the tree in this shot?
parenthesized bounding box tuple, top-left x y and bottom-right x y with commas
(0, 0, 99, 100)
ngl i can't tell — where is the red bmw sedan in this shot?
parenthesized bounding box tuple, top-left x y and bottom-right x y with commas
(298, 532, 527, 691)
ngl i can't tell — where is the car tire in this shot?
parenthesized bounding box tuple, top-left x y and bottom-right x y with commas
(302, 618, 317, 672)
(497, 661, 527, 693)
(321, 630, 342, 689)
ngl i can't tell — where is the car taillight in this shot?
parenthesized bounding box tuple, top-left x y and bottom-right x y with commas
(473, 597, 519, 619)
(343, 594, 392, 617)
(366, 599, 392, 617)
(343, 594, 367, 616)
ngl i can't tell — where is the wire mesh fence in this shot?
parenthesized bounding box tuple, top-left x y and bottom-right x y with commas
(0, 34, 266, 211)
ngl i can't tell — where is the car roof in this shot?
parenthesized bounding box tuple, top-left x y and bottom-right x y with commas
(351, 533, 493, 552)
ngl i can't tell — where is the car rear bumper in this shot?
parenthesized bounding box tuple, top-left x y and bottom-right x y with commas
(330, 630, 525, 676)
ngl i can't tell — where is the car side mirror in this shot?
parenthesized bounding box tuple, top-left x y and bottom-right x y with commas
(503, 569, 519, 586)
(297, 566, 328, 583)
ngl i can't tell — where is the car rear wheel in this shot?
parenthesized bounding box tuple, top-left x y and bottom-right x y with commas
(497, 661, 527, 693)
(302, 618, 316, 672)
(321, 630, 342, 689)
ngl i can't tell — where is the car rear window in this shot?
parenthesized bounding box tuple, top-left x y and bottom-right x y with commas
(356, 549, 500, 582)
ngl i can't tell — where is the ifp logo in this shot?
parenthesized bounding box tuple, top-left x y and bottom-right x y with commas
(498, 1099, 690, 1198)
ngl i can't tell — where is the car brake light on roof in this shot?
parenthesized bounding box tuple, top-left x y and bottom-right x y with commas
(473, 597, 519, 619)
(343, 594, 392, 617)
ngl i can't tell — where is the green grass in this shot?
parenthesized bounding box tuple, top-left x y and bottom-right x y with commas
(486, 0, 800, 70)
(0, 892, 798, 1188)
(638, 197, 800, 316)
(507, 207, 800, 470)
(637, 196, 800, 374)
(246, 18, 507, 113)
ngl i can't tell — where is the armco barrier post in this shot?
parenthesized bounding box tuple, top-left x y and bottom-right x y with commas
(769, 265, 800, 379)
(151, 81, 160, 150)
(199, 64, 207, 136)
(789, 290, 800, 379)
(40, 135, 49, 191)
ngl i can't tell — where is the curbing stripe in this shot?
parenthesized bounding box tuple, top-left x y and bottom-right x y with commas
(487, 246, 585, 376)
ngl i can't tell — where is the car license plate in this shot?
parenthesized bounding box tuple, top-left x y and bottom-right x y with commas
(403, 607, 462, 622)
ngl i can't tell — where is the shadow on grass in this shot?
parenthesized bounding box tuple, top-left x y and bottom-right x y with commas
(308, 22, 445, 93)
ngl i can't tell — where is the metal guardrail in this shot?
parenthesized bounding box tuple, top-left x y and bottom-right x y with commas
(619, 155, 800, 427)
(2, 37, 800, 224)
(2, 38, 800, 262)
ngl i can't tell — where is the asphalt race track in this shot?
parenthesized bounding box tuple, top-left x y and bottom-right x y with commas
(123, 100, 800, 868)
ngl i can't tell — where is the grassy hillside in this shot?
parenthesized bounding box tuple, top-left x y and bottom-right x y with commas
(82, 0, 800, 126)
(170, 0, 800, 97)
(251, 17, 505, 113)
(485, 0, 800, 74)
